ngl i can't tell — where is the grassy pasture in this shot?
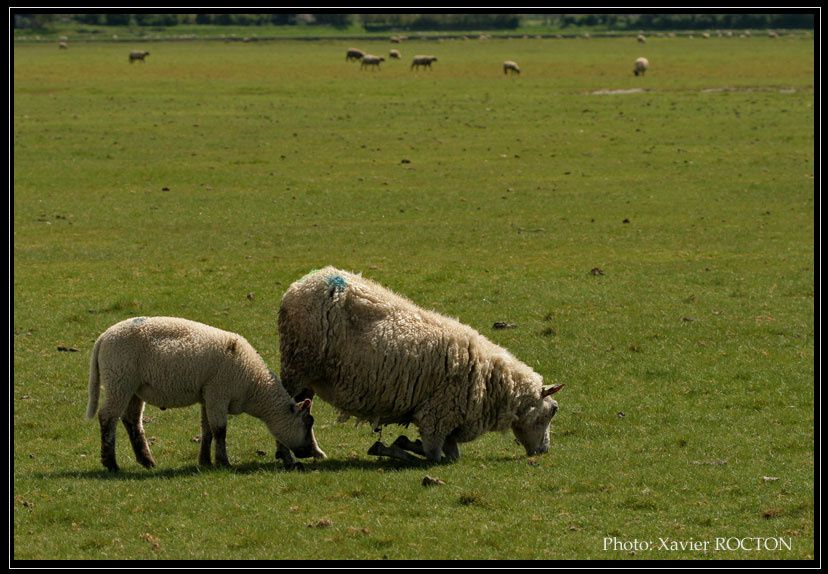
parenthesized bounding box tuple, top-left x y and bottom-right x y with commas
(13, 35, 814, 561)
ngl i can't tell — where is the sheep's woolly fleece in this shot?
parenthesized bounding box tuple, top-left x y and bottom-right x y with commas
(278, 267, 554, 446)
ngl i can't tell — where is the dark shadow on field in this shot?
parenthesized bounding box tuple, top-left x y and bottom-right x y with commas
(31, 457, 426, 481)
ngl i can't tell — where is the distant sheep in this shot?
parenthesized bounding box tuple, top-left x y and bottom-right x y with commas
(633, 57, 650, 76)
(503, 60, 520, 75)
(86, 316, 325, 472)
(411, 55, 438, 70)
(389, 49, 401, 60)
(278, 267, 564, 464)
(345, 48, 365, 62)
(637, 34, 646, 43)
(360, 55, 385, 70)
(58, 41, 68, 50)
(129, 50, 150, 63)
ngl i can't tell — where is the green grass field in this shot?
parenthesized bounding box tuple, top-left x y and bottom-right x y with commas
(13, 35, 814, 561)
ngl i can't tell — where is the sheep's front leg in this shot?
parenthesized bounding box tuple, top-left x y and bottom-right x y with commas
(122, 395, 156, 468)
(198, 404, 213, 466)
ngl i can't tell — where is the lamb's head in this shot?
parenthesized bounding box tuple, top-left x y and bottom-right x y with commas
(283, 398, 327, 460)
(511, 383, 564, 456)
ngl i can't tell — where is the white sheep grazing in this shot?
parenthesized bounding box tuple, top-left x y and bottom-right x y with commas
(129, 50, 150, 63)
(637, 34, 646, 43)
(86, 316, 326, 472)
(58, 41, 68, 50)
(389, 49, 401, 60)
(278, 267, 564, 464)
(633, 57, 649, 76)
(360, 55, 385, 70)
(503, 60, 521, 75)
(345, 48, 365, 62)
(411, 55, 438, 70)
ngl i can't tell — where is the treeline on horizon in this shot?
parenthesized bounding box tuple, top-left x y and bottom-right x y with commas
(13, 12, 815, 31)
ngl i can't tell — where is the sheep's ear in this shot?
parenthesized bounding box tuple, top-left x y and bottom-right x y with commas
(294, 398, 312, 413)
(541, 384, 564, 397)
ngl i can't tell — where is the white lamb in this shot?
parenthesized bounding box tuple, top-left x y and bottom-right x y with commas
(503, 60, 521, 75)
(634, 57, 649, 76)
(86, 316, 325, 472)
(278, 267, 564, 464)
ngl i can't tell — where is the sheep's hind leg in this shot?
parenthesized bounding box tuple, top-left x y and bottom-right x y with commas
(122, 395, 156, 468)
(367, 440, 427, 464)
(392, 435, 426, 456)
(393, 435, 460, 463)
(99, 414, 120, 472)
(198, 404, 213, 466)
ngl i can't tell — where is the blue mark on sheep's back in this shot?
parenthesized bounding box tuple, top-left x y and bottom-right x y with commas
(132, 316, 147, 325)
(326, 275, 347, 297)
(328, 275, 347, 290)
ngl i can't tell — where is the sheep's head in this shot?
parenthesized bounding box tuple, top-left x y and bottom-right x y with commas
(511, 383, 563, 456)
(285, 398, 327, 460)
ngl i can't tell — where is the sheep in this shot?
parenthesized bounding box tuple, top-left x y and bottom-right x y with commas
(503, 60, 521, 75)
(389, 49, 401, 60)
(633, 57, 650, 76)
(278, 267, 564, 465)
(345, 48, 365, 62)
(637, 34, 646, 43)
(360, 55, 385, 70)
(411, 55, 438, 70)
(129, 50, 150, 63)
(86, 316, 326, 472)
(58, 41, 68, 50)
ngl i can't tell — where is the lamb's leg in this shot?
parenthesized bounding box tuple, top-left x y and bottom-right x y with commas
(98, 388, 132, 472)
(122, 395, 156, 468)
(213, 425, 229, 467)
(203, 397, 230, 467)
(198, 404, 213, 466)
(99, 414, 120, 472)
(276, 442, 305, 472)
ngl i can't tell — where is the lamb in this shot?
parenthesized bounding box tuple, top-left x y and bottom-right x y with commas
(360, 55, 385, 70)
(129, 50, 150, 63)
(345, 48, 365, 62)
(633, 57, 649, 76)
(86, 316, 325, 472)
(503, 60, 521, 75)
(389, 49, 401, 60)
(411, 55, 438, 70)
(278, 267, 564, 464)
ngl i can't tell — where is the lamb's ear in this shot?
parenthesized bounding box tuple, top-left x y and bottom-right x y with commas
(294, 398, 312, 413)
(541, 384, 564, 397)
